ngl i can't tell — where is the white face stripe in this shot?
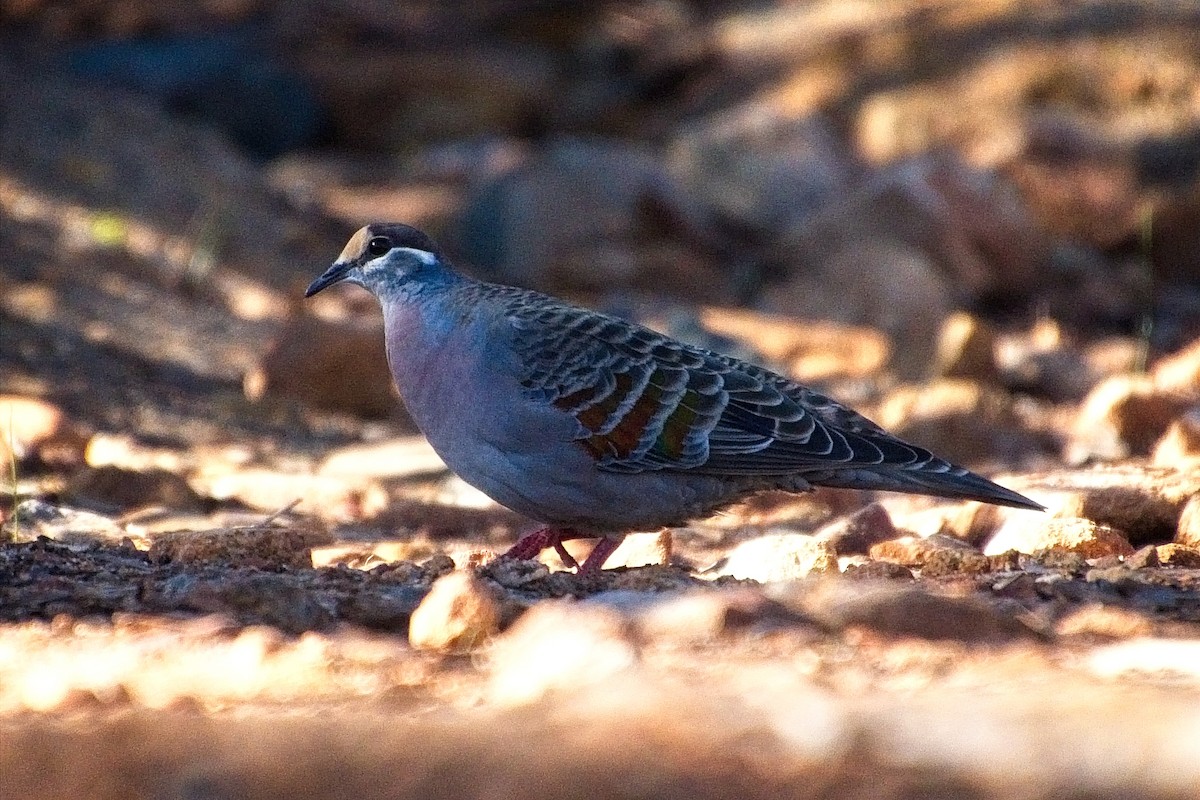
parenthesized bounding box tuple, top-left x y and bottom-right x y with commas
(394, 246, 438, 266)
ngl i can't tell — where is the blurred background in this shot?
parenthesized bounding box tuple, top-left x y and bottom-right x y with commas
(2, 0, 1199, 461)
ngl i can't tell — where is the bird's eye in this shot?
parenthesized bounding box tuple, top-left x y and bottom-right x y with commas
(367, 236, 392, 257)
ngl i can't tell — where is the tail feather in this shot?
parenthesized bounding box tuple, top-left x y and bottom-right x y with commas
(805, 466, 1044, 511)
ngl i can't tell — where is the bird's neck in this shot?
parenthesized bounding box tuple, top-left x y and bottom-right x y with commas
(379, 279, 475, 404)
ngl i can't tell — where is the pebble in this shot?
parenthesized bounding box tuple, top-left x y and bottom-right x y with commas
(984, 516, 1134, 559)
(407, 570, 501, 653)
(718, 532, 839, 582)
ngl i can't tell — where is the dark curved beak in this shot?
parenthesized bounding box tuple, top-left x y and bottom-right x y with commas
(305, 262, 352, 297)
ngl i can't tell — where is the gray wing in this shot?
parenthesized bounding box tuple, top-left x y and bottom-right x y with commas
(506, 294, 935, 473)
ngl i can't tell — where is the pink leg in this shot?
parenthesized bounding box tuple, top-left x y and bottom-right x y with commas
(502, 527, 591, 570)
(578, 535, 625, 574)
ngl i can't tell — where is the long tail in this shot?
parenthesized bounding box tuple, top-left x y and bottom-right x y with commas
(805, 466, 1044, 510)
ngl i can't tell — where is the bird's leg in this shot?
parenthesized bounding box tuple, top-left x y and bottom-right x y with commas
(578, 535, 625, 574)
(502, 527, 590, 570)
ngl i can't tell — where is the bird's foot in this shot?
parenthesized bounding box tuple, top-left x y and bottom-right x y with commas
(503, 527, 585, 570)
(501, 529, 625, 573)
(577, 535, 625, 574)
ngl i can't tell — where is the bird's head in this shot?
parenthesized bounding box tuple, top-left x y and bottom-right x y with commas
(305, 223, 449, 300)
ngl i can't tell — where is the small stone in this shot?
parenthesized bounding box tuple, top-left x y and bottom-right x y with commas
(814, 502, 898, 555)
(920, 548, 992, 577)
(1086, 565, 1131, 585)
(408, 570, 502, 652)
(718, 532, 839, 582)
(1029, 550, 1089, 573)
(985, 516, 1134, 559)
(3, 499, 123, 545)
(987, 550, 1022, 572)
(1155, 543, 1200, 568)
(932, 312, 999, 382)
(842, 561, 914, 580)
(869, 533, 980, 567)
(1124, 545, 1160, 570)
(420, 553, 457, 578)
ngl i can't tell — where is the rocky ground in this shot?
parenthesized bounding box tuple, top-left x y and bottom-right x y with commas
(3, 1, 1200, 798)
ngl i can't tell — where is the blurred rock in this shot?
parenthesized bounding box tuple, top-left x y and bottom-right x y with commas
(766, 154, 1046, 360)
(488, 601, 637, 705)
(1152, 408, 1200, 466)
(932, 312, 999, 383)
(763, 241, 948, 380)
(1025, 465, 1200, 546)
(799, 581, 1038, 643)
(0, 64, 344, 297)
(302, 45, 557, 152)
(945, 502, 1011, 549)
(872, 378, 1027, 464)
(0, 395, 88, 468)
(318, 437, 446, 479)
(458, 137, 730, 301)
(694, 307, 890, 383)
(984, 517, 1134, 559)
(813, 502, 897, 556)
(66, 465, 206, 513)
(630, 588, 805, 643)
(869, 533, 982, 568)
(246, 313, 402, 420)
(148, 526, 328, 569)
(1067, 374, 1196, 462)
(1176, 494, 1200, 549)
(718, 532, 838, 583)
(66, 30, 323, 159)
(668, 110, 854, 238)
(408, 570, 502, 653)
(85, 433, 190, 473)
(3, 499, 123, 546)
(1055, 604, 1154, 640)
(192, 468, 388, 522)
(1152, 336, 1200, 392)
(995, 318, 1101, 401)
(1008, 116, 1145, 249)
(604, 530, 672, 570)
